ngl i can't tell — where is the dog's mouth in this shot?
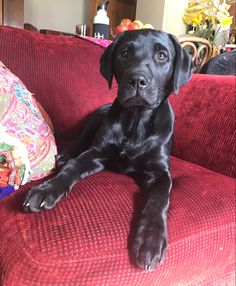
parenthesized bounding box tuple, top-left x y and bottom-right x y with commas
(118, 89, 161, 109)
(120, 96, 148, 108)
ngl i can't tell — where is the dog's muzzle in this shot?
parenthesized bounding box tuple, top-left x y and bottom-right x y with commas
(118, 72, 159, 108)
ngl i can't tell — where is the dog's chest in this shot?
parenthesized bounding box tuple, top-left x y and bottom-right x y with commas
(107, 115, 152, 167)
(124, 120, 147, 143)
(123, 108, 152, 139)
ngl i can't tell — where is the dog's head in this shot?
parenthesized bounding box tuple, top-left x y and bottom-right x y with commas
(100, 29, 192, 109)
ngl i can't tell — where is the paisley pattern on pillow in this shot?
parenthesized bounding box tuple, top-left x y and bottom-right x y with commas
(0, 61, 57, 196)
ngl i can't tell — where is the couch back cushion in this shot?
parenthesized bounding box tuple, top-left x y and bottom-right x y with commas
(0, 26, 117, 139)
(170, 74, 236, 178)
(1, 27, 234, 178)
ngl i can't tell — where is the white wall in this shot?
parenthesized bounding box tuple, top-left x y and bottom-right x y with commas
(136, 0, 189, 37)
(162, 0, 189, 36)
(24, 0, 90, 33)
(25, 0, 189, 36)
(136, 0, 165, 31)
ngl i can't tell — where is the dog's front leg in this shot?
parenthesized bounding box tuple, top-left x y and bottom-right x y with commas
(23, 147, 106, 213)
(131, 171, 172, 271)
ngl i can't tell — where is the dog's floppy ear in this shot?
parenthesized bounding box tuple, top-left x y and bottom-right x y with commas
(169, 34, 193, 95)
(100, 33, 123, 89)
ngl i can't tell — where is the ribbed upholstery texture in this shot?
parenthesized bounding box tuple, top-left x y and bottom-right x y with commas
(170, 75, 236, 178)
(0, 157, 235, 285)
(0, 26, 235, 285)
(0, 26, 117, 139)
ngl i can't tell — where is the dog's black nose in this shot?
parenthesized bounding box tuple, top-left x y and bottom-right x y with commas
(128, 75, 149, 89)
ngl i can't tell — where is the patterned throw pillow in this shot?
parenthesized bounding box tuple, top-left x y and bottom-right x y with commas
(0, 61, 57, 199)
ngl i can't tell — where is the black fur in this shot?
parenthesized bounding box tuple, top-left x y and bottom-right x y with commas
(23, 29, 192, 271)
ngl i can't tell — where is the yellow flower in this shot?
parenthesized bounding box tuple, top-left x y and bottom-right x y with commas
(192, 16, 201, 26)
(183, 0, 232, 26)
(183, 12, 203, 26)
(220, 16, 233, 28)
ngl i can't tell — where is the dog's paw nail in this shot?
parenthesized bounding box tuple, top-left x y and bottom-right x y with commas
(120, 151, 126, 158)
(40, 201, 45, 208)
(145, 264, 151, 271)
(23, 202, 31, 213)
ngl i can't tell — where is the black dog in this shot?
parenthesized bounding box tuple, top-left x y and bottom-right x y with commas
(23, 29, 192, 271)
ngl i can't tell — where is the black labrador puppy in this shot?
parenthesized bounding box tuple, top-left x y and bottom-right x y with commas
(23, 29, 192, 271)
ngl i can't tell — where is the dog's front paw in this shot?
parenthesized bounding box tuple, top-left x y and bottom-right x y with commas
(131, 219, 167, 271)
(23, 180, 66, 213)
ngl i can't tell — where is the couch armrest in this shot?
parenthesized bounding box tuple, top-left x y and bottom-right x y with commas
(170, 74, 235, 178)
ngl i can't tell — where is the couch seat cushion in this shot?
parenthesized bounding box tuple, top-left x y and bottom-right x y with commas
(0, 157, 234, 285)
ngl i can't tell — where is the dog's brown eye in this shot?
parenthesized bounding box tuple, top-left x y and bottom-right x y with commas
(157, 52, 167, 61)
(121, 50, 128, 57)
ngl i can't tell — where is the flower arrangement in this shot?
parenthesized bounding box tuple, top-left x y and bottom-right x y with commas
(183, 0, 233, 53)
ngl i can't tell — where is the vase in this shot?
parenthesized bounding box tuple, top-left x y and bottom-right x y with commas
(213, 24, 230, 48)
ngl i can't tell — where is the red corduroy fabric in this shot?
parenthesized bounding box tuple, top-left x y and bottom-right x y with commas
(0, 157, 235, 285)
(0, 26, 117, 139)
(170, 74, 236, 178)
(0, 26, 235, 285)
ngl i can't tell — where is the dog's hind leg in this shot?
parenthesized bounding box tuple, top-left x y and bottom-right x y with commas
(56, 103, 112, 168)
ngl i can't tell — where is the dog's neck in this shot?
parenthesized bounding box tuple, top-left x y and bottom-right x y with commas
(111, 100, 154, 142)
(125, 107, 152, 137)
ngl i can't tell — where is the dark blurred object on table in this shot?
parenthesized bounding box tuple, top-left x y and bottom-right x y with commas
(200, 50, 236, 75)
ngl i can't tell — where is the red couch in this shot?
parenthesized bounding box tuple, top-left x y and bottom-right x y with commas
(0, 26, 235, 285)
